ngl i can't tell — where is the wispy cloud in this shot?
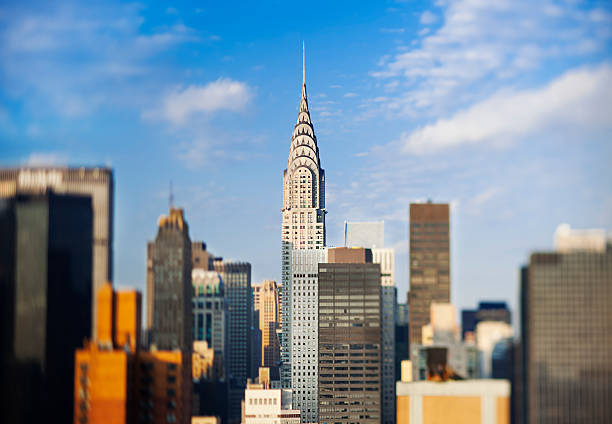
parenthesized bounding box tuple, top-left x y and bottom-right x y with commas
(372, 0, 612, 115)
(419, 10, 437, 25)
(401, 64, 612, 154)
(160, 79, 252, 125)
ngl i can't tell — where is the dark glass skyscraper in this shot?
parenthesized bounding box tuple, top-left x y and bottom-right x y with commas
(408, 202, 450, 347)
(1, 192, 93, 424)
(212, 259, 252, 424)
(519, 246, 612, 423)
(318, 248, 382, 424)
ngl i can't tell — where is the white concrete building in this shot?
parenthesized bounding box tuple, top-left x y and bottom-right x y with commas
(289, 249, 328, 423)
(280, 46, 326, 390)
(243, 388, 301, 424)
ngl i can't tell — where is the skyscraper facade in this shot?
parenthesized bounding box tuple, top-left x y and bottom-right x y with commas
(519, 241, 612, 423)
(280, 50, 326, 388)
(0, 167, 113, 339)
(290, 248, 328, 423)
(212, 259, 252, 424)
(318, 248, 382, 424)
(259, 280, 281, 379)
(147, 207, 193, 352)
(192, 269, 227, 379)
(408, 202, 450, 347)
(1, 192, 93, 424)
(343, 221, 396, 424)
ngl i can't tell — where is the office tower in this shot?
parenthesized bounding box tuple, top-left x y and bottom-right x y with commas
(242, 368, 301, 424)
(280, 47, 326, 388)
(0, 192, 92, 424)
(0, 167, 113, 339)
(344, 220, 396, 424)
(192, 269, 227, 379)
(193, 241, 213, 270)
(147, 207, 193, 352)
(395, 299, 410, 383)
(289, 248, 328, 423)
(408, 202, 450, 347)
(259, 280, 281, 379)
(212, 259, 252, 424)
(344, 220, 384, 248)
(518, 227, 612, 423)
(396, 380, 510, 424)
(318, 247, 382, 424)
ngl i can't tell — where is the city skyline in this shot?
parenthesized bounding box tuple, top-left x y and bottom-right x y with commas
(1, 1, 612, 320)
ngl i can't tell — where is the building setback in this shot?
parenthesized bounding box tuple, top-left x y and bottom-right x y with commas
(1, 192, 93, 424)
(280, 48, 326, 388)
(212, 259, 252, 424)
(518, 242, 612, 423)
(0, 167, 113, 339)
(408, 203, 450, 347)
(318, 247, 382, 424)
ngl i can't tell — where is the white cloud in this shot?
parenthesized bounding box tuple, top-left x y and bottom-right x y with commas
(420, 10, 438, 25)
(401, 64, 612, 154)
(372, 0, 612, 115)
(162, 79, 252, 125)
(344, 92, 358, 98)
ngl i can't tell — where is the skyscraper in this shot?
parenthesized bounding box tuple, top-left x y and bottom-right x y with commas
(192, 269, 227, 379)
(318, 247, 382, 424)
(518, 227, 612, 423)
(344, 220, 396, 424)
(1, 192, 93, 424)
(408, 202, 450, 347)
(212, 259, 252, 424)
(0, 167, 113, 339)
(290, 248, 328, 423)
(259, 280, 281, 379)
(147, 207, 193, 352)
(280, 46, 326, 388)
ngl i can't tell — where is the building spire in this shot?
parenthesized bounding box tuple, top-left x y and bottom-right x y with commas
(169, 180, 174, 209)
(302, 40, 305, 86)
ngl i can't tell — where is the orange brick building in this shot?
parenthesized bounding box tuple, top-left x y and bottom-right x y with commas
(74, 283, 190, 424)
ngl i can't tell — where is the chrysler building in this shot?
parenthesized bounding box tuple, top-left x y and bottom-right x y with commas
(280, 45, 326, 390)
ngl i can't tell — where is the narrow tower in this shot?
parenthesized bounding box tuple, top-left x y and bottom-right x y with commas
(280, 44, 326, 389)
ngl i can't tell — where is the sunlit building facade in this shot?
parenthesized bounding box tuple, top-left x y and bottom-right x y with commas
(280, 51, 326, 389)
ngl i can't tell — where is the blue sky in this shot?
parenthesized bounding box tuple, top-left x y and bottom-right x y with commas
(1, 0, 611, 319)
